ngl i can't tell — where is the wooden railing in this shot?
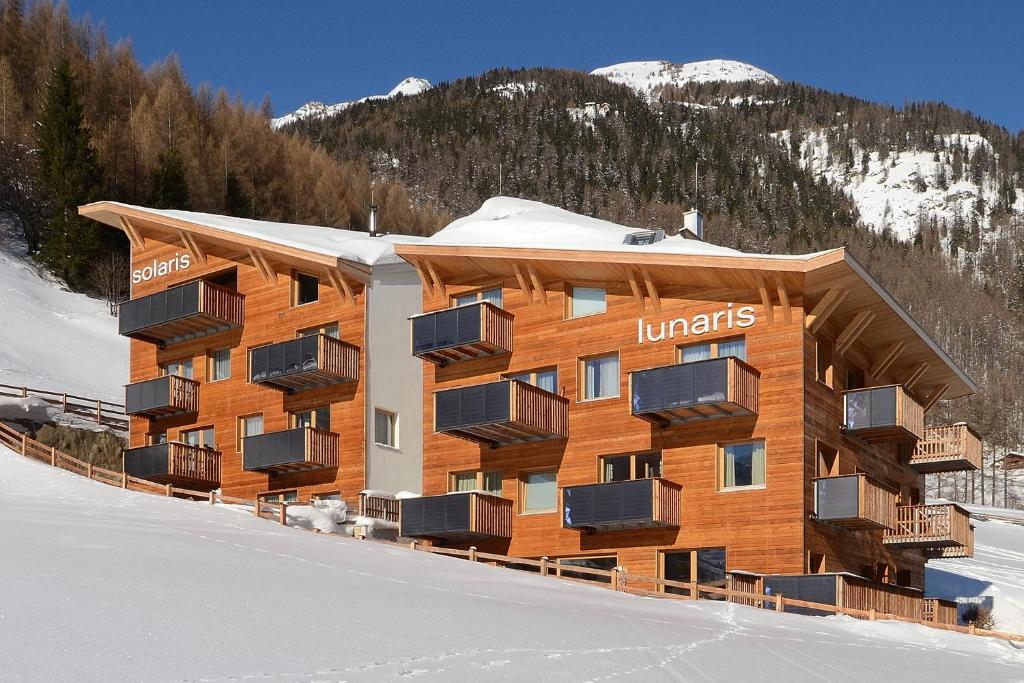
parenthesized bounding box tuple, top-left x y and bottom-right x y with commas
(318, 335, 360, 381)
(0, 382, 127, 430)
(306, 428, 340, 469)
(169, 376, 200, 414)
(653, 478, 682, 527)
(166, 442, 220, 483)
(510, 380, 569, 439)
(728, 357, 760, 415)
(480, 303, 515, 354)
(840, 574, 922, 620)
(885, 504, 974, 550)
(911, 423, 983, 470)
(471, 492, 514, 538)
(843, 385, 924, 441)
(359, 492, 400, 522)
(198, 280, 245, 327)
(924, 598, 959, 625)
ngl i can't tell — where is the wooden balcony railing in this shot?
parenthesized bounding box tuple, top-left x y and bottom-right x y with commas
(123, 441, 220, 488)
(813, 473, 897, 530)
(910, 423, 983, 473)
(119, 280, 244, 346)
(562, 478, 681, 531)
(249, 334, 359, 393)
(925, 525, 975, 558)
(630, 356, 759, 427)
(124, 375, 200, 419)
(843, 385, 924, 443)
(399, 492, 514, 540)
(358, 492, 400, 523)
(411, 302, 514, 366)
(434, 379, 569, 447)
(884, 504, 973, 555)
(923, 598, 959, 625)
(242, 427, 339, 473)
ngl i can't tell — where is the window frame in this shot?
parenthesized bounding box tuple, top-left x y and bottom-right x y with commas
(259, 489, 298, 504)
(553, 555, 618, 584)
(207, 347, 231, 382)
(297, 322, 339, 339)
(292, 270, 320, 307)
(373, 407, 398, 448)
(518, 469, 558, 515)
(236, 414, 263, 453)
(160, 357, 194, 379)
(180, 425, 216, 450)
(503, 366, 558, 393)
(598, 451, 662, 483)
(657, 547, 728, 595)
(676, 335, 747, 363)
(716, 439, 767, 492)
(565, 283, 608, 320)
(577, 351, 621, 402)
(450, 285, 503, 309)
(290, 405, 331, 432)
(448, 469, 502, 496)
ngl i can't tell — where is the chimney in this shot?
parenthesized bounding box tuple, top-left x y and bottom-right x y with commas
(682, 209, 704, 241)
(368, 204, 379, 237)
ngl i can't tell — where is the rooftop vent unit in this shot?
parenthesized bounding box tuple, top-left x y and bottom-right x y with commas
(681, 209, 704, 241)
(623, 229, 665, 246)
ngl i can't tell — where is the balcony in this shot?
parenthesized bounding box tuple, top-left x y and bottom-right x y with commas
(249, 334, 359, 393)
(119, 280, 243, 346)
(123, 441, 220, 488)
(884, 504, 973, 557)
(562, 478, 681, 532)
(124, 375, 199, 419)
(925, 527, 975, 559)
(242, 427, 339, 473)
(434, 379, 569, 447)
(813, 473, 897, 530)
(843, 385, 924, 443)
(399, 492, 513, 541)
(910, 423, 983, 473)
(411, 302, 514, 366)
(629, 357, 759, 427)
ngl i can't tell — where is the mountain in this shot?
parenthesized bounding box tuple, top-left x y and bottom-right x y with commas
(270, 76, 432, 129)
(591, 59, 780, 100)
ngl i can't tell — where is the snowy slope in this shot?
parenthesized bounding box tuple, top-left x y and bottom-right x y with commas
(592, 59, 779, 101)
(927, 504, 1024, 635)
(1, 447, 1022, 682)
(0, 224, 127, 402)
(271, 77, 431, 129)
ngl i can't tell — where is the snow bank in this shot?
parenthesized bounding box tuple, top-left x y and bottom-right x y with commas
(2, 445, 1022, 681)
(0, 396, 57, 423)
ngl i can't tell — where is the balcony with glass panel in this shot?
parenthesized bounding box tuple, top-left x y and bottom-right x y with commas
(433, 379, 569, 447)
(242, 427, 339, 473)
(118, 280, 244, 346)
(629, 357, 759, 427)
(399, 492, 513, 540)
(411, 302, 514, 366)
(249, 334, 359, 393)
(843, 385, 924, 443)
(123, 441, 220, 489)
(124, 375, 199, 419)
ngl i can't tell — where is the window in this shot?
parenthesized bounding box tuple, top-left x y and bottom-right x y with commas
(293, 271, 319, 306)
(601, 452, 662, 482)
(312, 491, 342, 502)
(260, 490, 297, 503)
(896, 569, 912, 587)
(677, 336, 746, 363)
(374, 408, 397, 447)
(161, 358, 193, 379)
(453, 286, 502, 308)
(208, 348, 231, 381)
(506, 367, 558, 394)
(816, 441, 839, 478)
(809, 552, 826, 574)
(147, 432, 167, 445)
(293, 406, 331, 431)
(521, 471, 557, 513)
(238, 414, 263, 452)
(815, 339, 834, 388)
(450, 470, 502, 495)
(298, 323, 339, 339)
(580, 353, 619, 400)
(846, 365, 865, 390)
(568, 286, 606, 318)
(556, 556, 617, 584)
(719, 441, 766, 490)
(660, 548, 727, 596)
(182, 426, 216, 449)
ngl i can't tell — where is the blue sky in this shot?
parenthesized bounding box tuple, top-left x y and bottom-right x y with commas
(69, 1, 1024, 132)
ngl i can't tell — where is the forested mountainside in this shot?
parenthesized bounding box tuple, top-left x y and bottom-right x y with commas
(0, 1, 443, 291)
(286, 65, 1024, 500)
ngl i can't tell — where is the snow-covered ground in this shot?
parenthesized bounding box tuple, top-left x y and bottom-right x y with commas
(0, 223, 127, 402)
(271, 76, 431, 129)
(1, 446, 1022, 682)
(591, 59, 779, 101)
(927, 504, 1024, 636)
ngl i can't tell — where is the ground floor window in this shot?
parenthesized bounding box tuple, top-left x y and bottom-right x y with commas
(659, 548, 727, 597)
(556, 555, 617, 584)
(520, 470, 557, 514)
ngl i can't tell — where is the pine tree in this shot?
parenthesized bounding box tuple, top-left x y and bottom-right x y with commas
(149, 146, 190, 209)
(35, 58, 103, 286)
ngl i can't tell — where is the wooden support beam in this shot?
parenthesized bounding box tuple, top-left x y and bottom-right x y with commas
(120, 217, 145, 251)
(835, 310, 876, 355)
(903, 362, 929, 391)
(410, 258, 435, 299)
(511, 262, 532, 302)
(178, 230, 207, 266)
(923, 384, 949, 412)
(326, 268, 354, 305)
(247, 248, 277, 286)
(627, 270, 646, 314)
(526, 264, 547, 305)
(870, 341, 905, 379)
(335, 260, 371, 285)
(806, 288, 848, 334)
(774, 275, 792, 324)
(641, 268, 661, 315)
(425, 260, 447, 300)
(757, 276, 774, 329)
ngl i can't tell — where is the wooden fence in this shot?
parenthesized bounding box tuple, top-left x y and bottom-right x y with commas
(3, 420, 1022, 645)
(0, 383, 128, 430)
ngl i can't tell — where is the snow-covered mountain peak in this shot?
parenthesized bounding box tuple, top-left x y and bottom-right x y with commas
(387, 77, 431, 98)
(271, 76, 432, 129)
(592, 59, 779, 100)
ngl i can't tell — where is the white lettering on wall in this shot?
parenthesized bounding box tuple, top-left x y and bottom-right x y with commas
(132, 253, 192, 284)
(637, 304, 757, 344)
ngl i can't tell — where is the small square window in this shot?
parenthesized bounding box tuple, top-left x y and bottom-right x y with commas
(450, 470, 501, 495)
(569, 286, 606, 318)
(521, 471, 557, 513)
(374, 408, 397, 448)
(580, 353, 619, 400)
(182, 426, 216, 450)
(680, 343, 712, 363)
(208, 348, 231, 381)
(294, 272, 319, 306)
(719, 441, 766, 490)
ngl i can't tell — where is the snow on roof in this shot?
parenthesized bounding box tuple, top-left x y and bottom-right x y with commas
(103, 202, 422, 266)
(425, 197, 826, 261)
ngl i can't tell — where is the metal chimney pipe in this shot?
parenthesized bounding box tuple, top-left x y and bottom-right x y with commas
(368, 204, 379, 237)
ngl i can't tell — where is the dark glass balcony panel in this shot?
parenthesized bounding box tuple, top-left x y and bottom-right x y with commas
(242, 427, 338, 473)
(433, 379, 568, 447)
(843, 385, 923, 442)
(249, 335, 358, 393)
(123, 442, 220, 488)
(399, 492, 512, 540)
(630, 357, 759, 427)
(562, 478, 681, 531)
(124, 375, 199, 419)
(411, 302, 514, 366)
(119, 280, 243, 346)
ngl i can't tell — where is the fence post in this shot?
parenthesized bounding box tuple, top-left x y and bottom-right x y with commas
(208, 490, 215, 505)
(20, 386, 27, 398)
(539, 556, 548, 577)
(122, 471, 127, 488)
(20, 433, 27, 456)
(776, 595, 785, 613)
(50, 446, 56, 467)
(87, 463, 93, 479)
(869, 608, 877, 621)
(409, 540, 418, 551)
(95, 400, 102, 424)
(254, 498, 261, 517)
(468, 546, 478, 562)
(690, 581, 699, 600)
(969, 624, 977, 635)
(62, 393, 68, 412)
(610, 567, 620, 591)
(164, 483, 171, 497)
(279, 502, 287, 525)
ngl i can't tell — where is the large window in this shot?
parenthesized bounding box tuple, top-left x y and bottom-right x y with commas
(208, 348, 231, 381)
(298, 323, 340, 339)
(374, 408, 397, 447)
(293, 406, 330, 431)
(660, 548, 727, 596)
(568, 286, 606, 318)
(815, 339, 833, 388)
(450, 470, 502, 496)
(293, 271, 319, 306)
(580, 353, 619, 400)
(506, 367, 558, 394)
(161, 358, 193, 379)
(453, 286, 502, 308)
(601, 452, 662, 482)
(182, 426, 216, 450)
(521, 471, 557, 513)
(719, 441, 766, 490)
(678, 336, 746, 363)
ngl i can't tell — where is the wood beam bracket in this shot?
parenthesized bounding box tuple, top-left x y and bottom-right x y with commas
(627, 269, 646, 314)
(835, 310, 876, 356)
(757, 275, 775, 329)
(326, 267, 355, 306)
(806, 287, 848, 335)
(923, 384, 949, 412)
(869, 341, 905, 379)
(120, 217, 145, 252)
(641, 267, 661, 315)
(410, 258, 435, 299)
(774, 275, 792, 324)
(425, 260, 447, 300)
(511, 262, 533, 303)
(248, 248, 277, 286)
(178, 230, 207, 266)
(903, 362, 929, 391)
(526, 264, 547, 305)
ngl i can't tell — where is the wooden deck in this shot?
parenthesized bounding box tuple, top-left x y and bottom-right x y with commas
(910, 423, 983, 473)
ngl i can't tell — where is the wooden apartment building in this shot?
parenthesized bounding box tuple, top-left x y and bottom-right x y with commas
(79, 202, 425, 503)
(391, 198, 981, 593)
